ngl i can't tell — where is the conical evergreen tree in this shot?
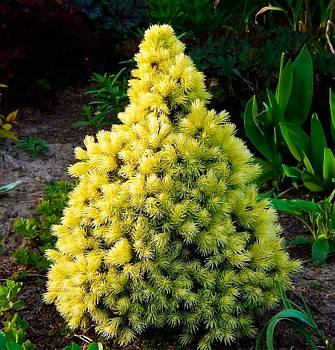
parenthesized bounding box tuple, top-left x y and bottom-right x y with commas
(45, 25, 299, 349)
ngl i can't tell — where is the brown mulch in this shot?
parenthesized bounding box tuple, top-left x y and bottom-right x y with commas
(0, 88, 335, 350)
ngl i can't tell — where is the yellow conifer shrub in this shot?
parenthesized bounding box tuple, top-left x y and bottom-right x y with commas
(45, 25, 299, 349)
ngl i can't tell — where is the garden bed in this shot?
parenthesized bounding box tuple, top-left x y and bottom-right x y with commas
(1, 88, 334, 350)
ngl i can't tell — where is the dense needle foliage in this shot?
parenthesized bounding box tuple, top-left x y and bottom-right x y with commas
(45, 25, 299, 349)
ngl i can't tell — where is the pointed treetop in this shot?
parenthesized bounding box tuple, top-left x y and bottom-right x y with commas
(119, 24, 211, 125)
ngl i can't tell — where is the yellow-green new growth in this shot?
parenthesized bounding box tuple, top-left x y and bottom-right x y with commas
(45, 25, 299, 349)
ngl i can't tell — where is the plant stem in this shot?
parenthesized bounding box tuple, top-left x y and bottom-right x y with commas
(277, 185, 304, 198)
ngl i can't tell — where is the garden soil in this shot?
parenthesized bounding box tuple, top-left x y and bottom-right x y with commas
(0, 88, 334, 349)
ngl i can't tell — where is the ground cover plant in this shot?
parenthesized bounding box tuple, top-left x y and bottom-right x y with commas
(12, 181, 73, 272)
(15, 137, 49, 159)
(45, 25, 299, 350)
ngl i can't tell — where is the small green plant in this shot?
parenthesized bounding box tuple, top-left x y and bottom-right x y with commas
(0, 280, 35, 350)
(12, 181, 73, 272)
(270, 190, 335, 266)
(256, 281, 333, 350)
(15, 137, 49, 158)
(73, 69, 128, 132)
(0, 180, 22, 194)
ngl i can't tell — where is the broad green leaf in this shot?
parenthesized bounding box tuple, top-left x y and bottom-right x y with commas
(312, 237, 329, 266)
(87, 343, 103, 350)
(302, 170, 327, 192)
(330, 89, 335, 145)
(0, 333, 6, 349)
(270, 198, 320, 216)
(323, 148, 335, 183)
(6, 343, 24, 350)
(280, 122, 310, 162)
(282, 165, 301, 179)
(254, 109, 272, 133)
(290, 237, 313, 245)
(275, 55, 293, 118)
(244, 96, 276, 162)
(311, 113, 327, 177)
(273, 126, 283, 169)
(286, 46, 313, 126)
(267, 89, 282, 124)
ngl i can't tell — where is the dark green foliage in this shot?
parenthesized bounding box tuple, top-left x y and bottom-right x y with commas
(188, 26, 310, 127)
(243, 43, 335, 191)
(87, 70, 128, 117)
(15, 137, 49, 159)
(243, 46, 314, 185)
(145, 0, 227, 34)
(12, 181, 73, 272)
(282, 89, 335, 192)
(190, 27, 307, 78)
(73, 69, 128, 131)
(71, 0, 147, 33)
(188, 24, 335, 129)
